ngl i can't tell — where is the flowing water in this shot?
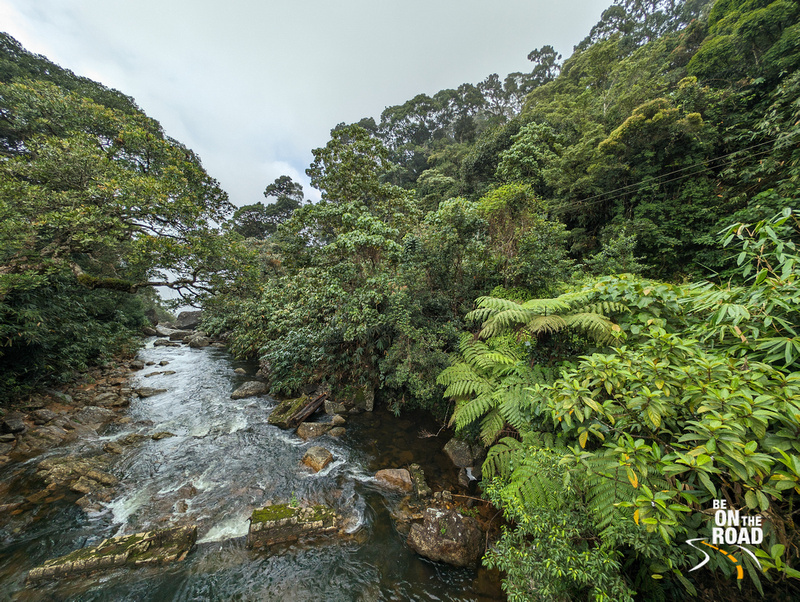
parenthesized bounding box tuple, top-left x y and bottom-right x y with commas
(0, 342, 504, 601)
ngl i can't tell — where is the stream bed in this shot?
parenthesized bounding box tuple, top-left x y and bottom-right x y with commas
(0, 342, 504, 600)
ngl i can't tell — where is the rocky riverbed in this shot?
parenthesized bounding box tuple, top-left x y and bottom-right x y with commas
(0, 323, 504, 600)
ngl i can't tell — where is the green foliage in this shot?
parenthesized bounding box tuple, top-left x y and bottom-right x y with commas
(0, 36, 234, 399)
(483, 439, 636, 602)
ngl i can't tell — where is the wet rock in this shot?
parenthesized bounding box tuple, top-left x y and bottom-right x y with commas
(72, 406, 116, 430)
(302, 446, 333, 472)
(151, 432, 176, 441)
(168, 330, 193, 341)
(268, 395, 310, 429)
(328, 427, 346, 437)
(332, 415, 346, 426)
(153, 339, 179, 347)
(175, 310, 203, 330)
(143, 371, 163, 378)
(159, 360, 170, 366)
(296, 422, 332, 440)
(175, 500, 189, 513)
(31, 409, 57, 425)
(407, 507, 483, 568)
(187, 335, 211, 348)
(27, 525, 198, 581)
(70, 476, 100, 495)
(141, 327, 158, 337)
(443, 438, 484, 468)
(93, 392, 126, 408)
(11, 423, 94, 459)
(375, 468, 413, 493)
(0, 433, 17, 443)
(231, 381, 269, 400)
(135, 387, 167, 398)
(324, 400, 347, 415)
(247, 503, 340, 549)
(409, 464, 432, 498)
(130, 359, 145, 371)
(155, 325, 177, 337)
(103, 442, 124, 454)
(234, 368, 247, 375)
(1, 411, 27, 434)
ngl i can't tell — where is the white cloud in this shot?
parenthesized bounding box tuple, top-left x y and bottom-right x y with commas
(0, 0, 608, 206)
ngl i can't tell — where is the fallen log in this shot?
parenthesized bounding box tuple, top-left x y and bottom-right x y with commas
(287, 392, 328, 429)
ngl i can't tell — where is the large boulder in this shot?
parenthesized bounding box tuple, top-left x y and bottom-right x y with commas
(231, 381, 269, 400)
(247, 503, 339, 549)
(443, 438, 484, 468)
(27, 525, 197, 581)
(375, 468, 413, 493)
(187, 335, 211, 349)
(407, 507, 484, 567)
(175, 310, 203, 330)
(302, 446, 333, 472)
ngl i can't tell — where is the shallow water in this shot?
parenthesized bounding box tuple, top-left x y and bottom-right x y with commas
(0, 343, 503, 601)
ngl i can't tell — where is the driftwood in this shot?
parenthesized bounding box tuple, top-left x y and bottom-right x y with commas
(287, 393, 328, 429)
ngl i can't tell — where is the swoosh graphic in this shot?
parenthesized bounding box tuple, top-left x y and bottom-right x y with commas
(686, 538, 711, 572)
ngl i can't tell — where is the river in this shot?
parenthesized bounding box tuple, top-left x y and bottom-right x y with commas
(0, 341, 504, 600)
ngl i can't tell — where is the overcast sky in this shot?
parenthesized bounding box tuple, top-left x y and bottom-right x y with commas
(0, 0, 608, 207)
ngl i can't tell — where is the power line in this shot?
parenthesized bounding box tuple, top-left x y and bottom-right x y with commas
(551, 130, 799, 214)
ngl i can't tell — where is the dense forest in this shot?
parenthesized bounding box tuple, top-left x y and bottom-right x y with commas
(2, 0, 800, 599)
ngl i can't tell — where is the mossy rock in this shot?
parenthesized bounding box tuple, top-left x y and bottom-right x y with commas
(27, 525, 197, 581)
(247, 503, 340, 549)
(267, 395, 310, 429)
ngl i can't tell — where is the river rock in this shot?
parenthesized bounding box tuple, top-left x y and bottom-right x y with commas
(93, 392, 126, 408)
(175, 310, 203, 330)
(247, 504, 339, 549)
(407, 507, 484, 567)
(130, 359, 145, 371)
(1, 411, 27, 434)
(324, 400, 347, 415)
(231, 381, 269, 400)
(187, 335, 211, 348)
(151, 432, 176, 441)
(296, 422, 332, 440)
(135, 387, 167, 398)
(268, 395, 310, 429)
(27, 525, 197, 581)
(375, 468, 413, 492)
(142, 326, 158, 337)
(234, 368, 247, 375)
(11, 421, 95, 459)
(409, 463, 432, 498)
(443, 438, 484, 468)
(328, 427, 346, 437)
(332, 415, 346, 426)
(302, 446, 333, 472)
(155, 325, 178, 337)
(153, 339, 179, 347)
(31, 409, 57, 425)
(72, 406, 116, 430)
(168, 330, 193, 341)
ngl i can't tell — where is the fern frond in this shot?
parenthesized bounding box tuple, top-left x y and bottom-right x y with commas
(452, 393, 494, 430)
(480, 408, 506, 445)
